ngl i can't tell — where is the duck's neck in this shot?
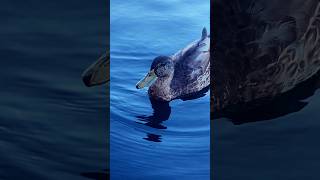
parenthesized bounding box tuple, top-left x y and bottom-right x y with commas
(148, 74, 174, 101)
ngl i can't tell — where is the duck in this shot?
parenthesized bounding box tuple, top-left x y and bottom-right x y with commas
(212, 0, 320, 112)
(82, 51, 109, 87)
(136, 28, 210, 101)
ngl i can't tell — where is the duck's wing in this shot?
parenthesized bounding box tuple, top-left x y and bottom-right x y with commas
(212, 0, 320, 110)
(247, 1, 320, 93)
(171, 28, 210, 89)
(82, 52, 110, 87)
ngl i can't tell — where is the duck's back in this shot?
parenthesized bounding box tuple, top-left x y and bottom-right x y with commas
(212, 0, 320, 110)
(170, 29, 210, 98)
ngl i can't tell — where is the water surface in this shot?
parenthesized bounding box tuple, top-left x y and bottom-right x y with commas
(110, 0, 210, 179)
(213, 75, 320, 180)
(0, 1, 108, 179)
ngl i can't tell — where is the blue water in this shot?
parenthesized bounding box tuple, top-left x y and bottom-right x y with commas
(110, 0, 210, 179)
(0, 1, 108, 179)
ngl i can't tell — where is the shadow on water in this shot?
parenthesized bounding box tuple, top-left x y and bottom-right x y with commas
(214, 71, 320, 125)
(136, 98, 171, 142)
(136, 98, 171, 130)
(136, 86, 210, 142)
(143, 133, 162, 142)
(81, 169, 109, 180)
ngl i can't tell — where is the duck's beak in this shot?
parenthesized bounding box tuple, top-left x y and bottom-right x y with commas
(82, 53, 109, 87)
(136, 69, 157, 89)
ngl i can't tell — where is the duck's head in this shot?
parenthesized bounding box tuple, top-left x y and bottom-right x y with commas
(136, 56, 174, 89)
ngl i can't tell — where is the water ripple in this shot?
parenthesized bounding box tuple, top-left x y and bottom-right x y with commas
(111, 0, 210, 179)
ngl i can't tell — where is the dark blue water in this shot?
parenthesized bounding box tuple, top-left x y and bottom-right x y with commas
(110, 0, 210, 179)
(0, 1, 108, 179)
(213, 81, 320, 179)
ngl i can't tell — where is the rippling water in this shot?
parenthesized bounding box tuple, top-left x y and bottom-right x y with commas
(110, 0, 210, 179)
(0, 1, 107, 179)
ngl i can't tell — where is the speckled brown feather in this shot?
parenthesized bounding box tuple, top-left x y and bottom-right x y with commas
(149, 28, 210, 101)
(212, 0, 320, 112)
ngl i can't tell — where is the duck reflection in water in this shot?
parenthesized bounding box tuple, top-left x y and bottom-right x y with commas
(136, 98, 171, 130)
(215, 71, 320, 125)
(136, 86, 209, 142)
(135, 98, 170, 142)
